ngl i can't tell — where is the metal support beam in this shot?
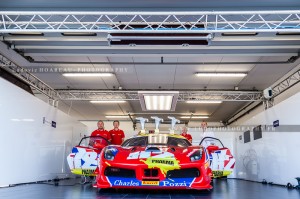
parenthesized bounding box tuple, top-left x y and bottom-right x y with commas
(56, 90, 262, 102)
(0, 53, 58, 99)
(263, 99, 274, 110)
(1, 11, 300, 33)
(272, 69, 300, 98)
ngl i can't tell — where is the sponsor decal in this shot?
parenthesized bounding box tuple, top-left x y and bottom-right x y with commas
(140, 157, 180, 176)
(161, 180, 191, 187)
(108, 177, 141, 186)
(127, 151, 175, 160)
(142, 181, 159, 186)
(82, 169, 96, 175)
(108, 177, 194, 187)
(212, 170, 223, 177)
(71, 169, 97, 176)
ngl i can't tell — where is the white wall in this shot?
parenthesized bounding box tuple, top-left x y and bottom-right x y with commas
(232, 91, 300, 186)
(0, 78, 87, 186)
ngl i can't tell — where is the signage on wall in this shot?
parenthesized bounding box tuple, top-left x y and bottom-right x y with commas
(43, 117, 57, 128)
(51, 121, 57, 128)
(273, 120, 279, 127)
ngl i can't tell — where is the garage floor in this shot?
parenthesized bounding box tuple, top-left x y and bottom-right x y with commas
(0, 179, 299, 199)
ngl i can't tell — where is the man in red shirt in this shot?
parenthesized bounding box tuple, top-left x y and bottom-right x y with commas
(90, 120, 112, 143)
(109, 120, 125, 145)
(181, 126, 192, 143)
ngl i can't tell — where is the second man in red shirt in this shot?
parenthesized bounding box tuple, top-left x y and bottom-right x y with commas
(109, 120, 125, 145)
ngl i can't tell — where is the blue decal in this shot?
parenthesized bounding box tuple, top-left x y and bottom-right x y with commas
(72, 147, 79, 153)
(107, 146, 119, 156)
(107, 177, 194, 187)
(90, 164, 97, 166)
(81, 159, 85, 166)
(108, 177, 141, 186)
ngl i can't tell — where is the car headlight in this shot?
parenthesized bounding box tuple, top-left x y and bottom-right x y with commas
(104, 146, 118, 161)
(190, 149, 203, 162)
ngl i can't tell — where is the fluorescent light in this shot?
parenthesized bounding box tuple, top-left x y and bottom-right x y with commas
(11, 119, 21, 122)
(62, 32, 97, 36)
(22, 119, 35, 122)
(181, 116, 209, 119)
(9, 32, 44, 36)
(196, 73, 247, 77)
(106, 115, 129, 118)
(144, 95, 173, 110)
(276, 32, 300, 36)
(62, 73, 113, 77)
(11, 118, 35, 122)
(222, 32, 257, 36)
(186, 100, 222, 104)
(90, 100, 126, 103)
(139, 91, 179, 111)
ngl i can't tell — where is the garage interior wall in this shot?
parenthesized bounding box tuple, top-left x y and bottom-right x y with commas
(232, 90, 300, 186)
(0, 78, 87, 186)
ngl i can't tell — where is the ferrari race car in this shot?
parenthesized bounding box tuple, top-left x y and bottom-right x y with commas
(95, 133, 213, 190)
(67, 136, 110, 177)
(199, 137, 235, 178)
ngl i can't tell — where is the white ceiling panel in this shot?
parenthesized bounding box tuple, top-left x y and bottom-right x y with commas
(134, 65, 176, 87)
(177, 57, 223, 63)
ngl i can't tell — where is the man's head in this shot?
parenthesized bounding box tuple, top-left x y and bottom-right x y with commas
(201, 120, 207, 132)
(97, 120, 104, 130)
(113, 120, 120, 129)
(182, 126, 188, 135)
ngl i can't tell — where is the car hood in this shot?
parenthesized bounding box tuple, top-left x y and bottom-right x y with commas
(105, 145, 204, 164)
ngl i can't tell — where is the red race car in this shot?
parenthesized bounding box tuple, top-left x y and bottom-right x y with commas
(95, 133, 212, 190)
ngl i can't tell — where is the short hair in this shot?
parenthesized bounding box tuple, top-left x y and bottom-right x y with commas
(113, 120, 120, 124)
(97, 120, 104, 124)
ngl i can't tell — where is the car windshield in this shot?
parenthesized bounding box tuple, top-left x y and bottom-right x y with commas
(121, 135, 191, 148)
(78, 136, 110, 147)
(199, 137, 224, 148)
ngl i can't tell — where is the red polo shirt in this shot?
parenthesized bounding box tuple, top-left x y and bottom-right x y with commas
(109, 129, 125, 145)
(181, 133, 192, 142)
(91, 129, 111, 142)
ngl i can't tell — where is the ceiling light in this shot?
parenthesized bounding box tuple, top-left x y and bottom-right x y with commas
(195, 73, 247, 77)
(9, 32, 44, 36)
(90, 100, 126, 103)
(222, 32, 257, 36)
(105, 115, 129, 118)
(138, 91, 179, 111)
(186, 100, 222, 104)
(62, 73, 113, 77)
(276, 32, 300, 36)
(61, 33, 97, 36)
(181, 116, 209, 119)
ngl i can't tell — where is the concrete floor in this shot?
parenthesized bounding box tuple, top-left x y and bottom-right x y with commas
(0, 179, 299, 199)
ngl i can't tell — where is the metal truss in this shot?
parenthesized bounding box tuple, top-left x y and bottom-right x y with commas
(1, 11, 300, 33)
(57, 90, 262, 102)
(272, 68, 300, 98)
(0, 53, 58, 99)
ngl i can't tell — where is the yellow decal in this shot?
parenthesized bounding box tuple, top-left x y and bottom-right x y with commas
(205, 161, 210, 169)
(140, 157, 180, 176)
(212, 170, 233, 178)
(71, 169, 96, 176)
(142, 181, 159, 186)
(105, 162, 111, 166)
